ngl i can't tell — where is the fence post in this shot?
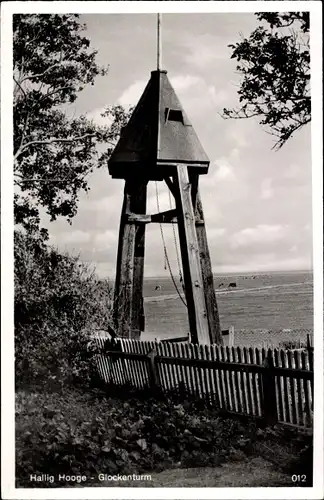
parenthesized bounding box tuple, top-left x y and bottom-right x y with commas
(261, 350, 278, 425)
(147, 348, 160, 393)
(229, 326, 235, 347)
(306, 334, 314, 409)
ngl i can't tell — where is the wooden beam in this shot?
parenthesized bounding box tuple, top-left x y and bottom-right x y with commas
(194, 188, 223, 344)
(164, 176, 178, 199)
(189, 171, 199, 210)
(126, 209, 178, 224)
(126, 213, 204, 224)
(126, 213, 151, 223)
(173, 164, 210, 345)
(151, 208, 177, 222)
(160, 334, 190, 343)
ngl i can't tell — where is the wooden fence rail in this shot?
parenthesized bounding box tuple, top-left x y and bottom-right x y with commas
(93, 336, 313, 429)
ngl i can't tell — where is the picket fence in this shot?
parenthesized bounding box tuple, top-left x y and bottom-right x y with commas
(93, 336, 314, 430)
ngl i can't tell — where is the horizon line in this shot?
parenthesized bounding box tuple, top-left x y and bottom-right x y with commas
(102, 269, 313, 280)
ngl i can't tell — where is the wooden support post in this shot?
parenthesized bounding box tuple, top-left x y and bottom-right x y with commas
(173, 164, 210, 345)
(113, 178, 147, 339)
(189, 171, 199, 210)
(147, 349, 160, 392)
(130, 180, 147, 340)
(261, 350, 278, 425)
(113, 183, 135, 338)
(229, 325, 235, 347)
(194, 187, 223, 345)
(306, 333, 314, 409)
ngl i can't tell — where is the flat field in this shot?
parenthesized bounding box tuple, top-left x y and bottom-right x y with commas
(142, 271, 313, 344)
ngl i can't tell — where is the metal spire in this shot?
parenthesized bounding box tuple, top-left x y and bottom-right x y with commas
(157, 13, 162, 70)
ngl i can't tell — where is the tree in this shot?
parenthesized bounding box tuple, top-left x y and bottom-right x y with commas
(14, 14, 131, 235)
(222, 12, 310, 150)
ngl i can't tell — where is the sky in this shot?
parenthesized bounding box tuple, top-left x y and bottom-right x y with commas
(43, 13, 313, 278)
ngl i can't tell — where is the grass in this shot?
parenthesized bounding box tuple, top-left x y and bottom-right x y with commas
(98, 458, 292, 487)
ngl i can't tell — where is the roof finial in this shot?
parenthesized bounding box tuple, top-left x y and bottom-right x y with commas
(157, 13, 162, 71)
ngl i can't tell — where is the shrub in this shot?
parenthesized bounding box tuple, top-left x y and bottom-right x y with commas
(16, 387, 313, 488)
(15, 387, 252, 487)
(14, 229, 113, 388)
(279, 340, 307, 350)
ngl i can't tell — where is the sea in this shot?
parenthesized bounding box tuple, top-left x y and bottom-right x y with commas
(141, 271, 313, 342)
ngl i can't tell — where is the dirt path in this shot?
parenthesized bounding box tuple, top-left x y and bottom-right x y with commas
(101, 457, 292, 488)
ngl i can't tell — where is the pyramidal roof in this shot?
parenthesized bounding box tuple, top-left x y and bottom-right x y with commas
(108, 70, 210, 180)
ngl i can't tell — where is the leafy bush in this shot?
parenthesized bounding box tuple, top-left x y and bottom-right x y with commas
(15, 387, 252, 487)
(14, 229, 113, 388)
(16, 387, 313, 488)
(279, 340, 308, 350)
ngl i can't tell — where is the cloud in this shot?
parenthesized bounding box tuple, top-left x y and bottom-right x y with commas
(213, 159, 235, 181)
(182, 33, 231, 70)
(170, 74, 201, 91)
(49, 230, 90, 246)
(283, 163, 303, 180)
(208, 228, 226, 239)
(207, 86, 231, 107)
(224, 120, 249, 148)
(87, 107, 113, 127)
(118, 80, 147, 107)
(289, 245, 298, 253)
(93, 262, 116, 279)
(85, 195, 121, 214)
(94, 230, 117, 251)
(260, 178, 274, 200)
(231, 224, 289, 248)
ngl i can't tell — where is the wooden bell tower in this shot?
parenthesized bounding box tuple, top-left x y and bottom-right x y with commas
(108, 68, 223, 345)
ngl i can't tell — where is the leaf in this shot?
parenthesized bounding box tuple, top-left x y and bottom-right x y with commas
(136, 438, 147, 451)
(129, 450, 141, 462)
(101, 446, 111, 453)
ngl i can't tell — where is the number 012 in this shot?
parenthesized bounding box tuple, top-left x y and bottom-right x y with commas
(291, 474, 307, 482)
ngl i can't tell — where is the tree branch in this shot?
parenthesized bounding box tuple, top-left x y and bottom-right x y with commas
(18, 111, 31, 153)
(13, 75, 27, 99)
(16, 177, 77, 184)
(272, 117, 311, 150)
(19, 52, 65, 84)
(221, 109, 261, 120)
(14, 133, 97, 160)
(41, 86, 75, 100)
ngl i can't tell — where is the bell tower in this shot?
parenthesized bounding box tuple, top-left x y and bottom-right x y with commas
(108, 69, 222, 345)
(108, 15, 222, 345)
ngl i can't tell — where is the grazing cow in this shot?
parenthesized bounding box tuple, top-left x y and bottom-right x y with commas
(154, 285, 161, 291)
(218, 282, 224, 287)
(228, 282, 237, 288)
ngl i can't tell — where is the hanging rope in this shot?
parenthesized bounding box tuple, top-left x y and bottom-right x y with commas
(155, 182, 187, 307)
(167, 188, 185, 292)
